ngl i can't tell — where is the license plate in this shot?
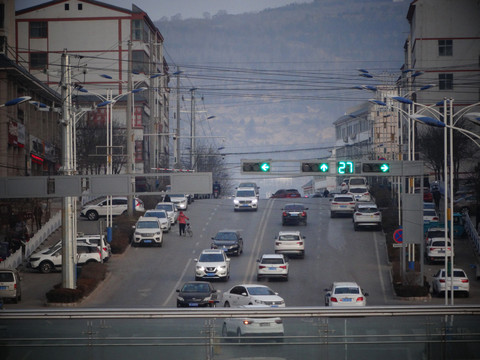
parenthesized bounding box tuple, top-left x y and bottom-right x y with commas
(291, 214, 298, 217)
(259, 323, 270, 327)
(341, 298, 352, 302)
(339, 205, 347, 208)
(206, 273, 215, 277)
(453, 286, 459, 290)
(241, 204, 250, 207)
(144, 240, 152, 243)
(0, 286, 6, 290)
(189, 303, 199, 307)
(268, 267, 277, 270)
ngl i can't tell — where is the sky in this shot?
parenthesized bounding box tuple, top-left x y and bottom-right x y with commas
(16, 0, 313, 21)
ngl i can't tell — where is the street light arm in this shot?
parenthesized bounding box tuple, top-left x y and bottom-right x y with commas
(0, 96, 32, 107)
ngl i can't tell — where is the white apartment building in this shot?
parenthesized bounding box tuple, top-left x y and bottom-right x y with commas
(15, 0, 170, 174)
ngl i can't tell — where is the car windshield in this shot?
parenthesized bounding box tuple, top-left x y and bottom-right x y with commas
(237, 190, 255, 197)
(146, 212, 167, 219)
(215, 232, 238, 241)
(334, 287, 360, 294)
(169, 194, 184, 198)
(284, 205, 304, 211)
(156, 204, 173, 211)
(278, 234, 300, 241)
(199, 253, 224, 262)
(247, 287, 275, 296)
(261, 258, 284, 264)
(359, 207, 378, 213)
(349, 179, 365, 185)
(428, 230, 446, 238)
(45, 244, 61, 254)
(424, 210, 437, 216)
(334, 196, 354, 202)
(431, 240, 451, 247)
(182, 283, 210, 293)
(0, 272, 14, 281)
(349, 188, 367, 193)
(137, 221, 159, 229)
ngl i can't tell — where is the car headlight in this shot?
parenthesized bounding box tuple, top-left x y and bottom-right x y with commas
(196, 265, 205, 271)
(156, 232, 161, 235)
(252, 199, 258, 205)
(135, 231, 140, 236)
(219, 265, 227, 270)
(177, 296, 184, 301)
(234, 199, 240, 205)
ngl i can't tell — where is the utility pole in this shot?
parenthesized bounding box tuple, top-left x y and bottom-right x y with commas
(175, 68, 181, 168)
(61, 51, 76, 289)
(190, 87, 197, 170)
(126, 40, 134, 216)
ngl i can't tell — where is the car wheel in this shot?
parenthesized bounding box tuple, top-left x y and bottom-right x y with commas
(224, 301, 231, 307)
(39, 261, 54, 274)
(257, 275, 261, 281)
(86, 259, 99, 264)
(330, 212, 335, 218)
(284, 275, 288, 281)
(353, 223, 358, 231)
(195, 276, 201, 281)
(86, 210, 99, 221)
(300, 251, 305, 259)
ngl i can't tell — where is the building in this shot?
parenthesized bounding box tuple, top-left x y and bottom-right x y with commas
(15, 0, 170, 175)
(0, 1, 62, 178)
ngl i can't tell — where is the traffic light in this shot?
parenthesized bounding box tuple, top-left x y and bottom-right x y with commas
(241, 160, 271, 173)
(301, 162, 329, 173)
(337, 161, 354, 174)
(362, 162, 390, 173)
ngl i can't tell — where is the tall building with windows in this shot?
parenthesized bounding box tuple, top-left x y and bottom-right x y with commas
(15, 0, 170, 174)
(402, 0, 480, 108)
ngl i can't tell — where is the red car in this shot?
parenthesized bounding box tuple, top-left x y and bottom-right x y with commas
(271, 189, 301, 198)
(415, 187, 433, 202)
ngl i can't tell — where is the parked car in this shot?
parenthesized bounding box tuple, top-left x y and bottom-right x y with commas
(76, 233, 111, 262)
(176, 281, 219, 307)
(330, 194, 356, 217)
(194, 249, 230, 281)
(454, 194, 477, 214)
(80, 196, 144, 221)
(257, 254, 289, 281)
(274, 230, 305, 258)
(233, 188, 258, 211)
(281, 203, 308, 225)
(144, 209, 171, 232)
(132, 216, 163, 247)
(348, 186, 371, 202)
(431, 268, 469, 297)
(211, 230, 244, 256)
(155, 202, 178, 224)
(0, 269, 22, 303)
(424, 227, 449, 244)
(353, 203, 382, 231)
(415, 187, 433, 202)
(28, 243, 102, 273)
(168, 194, 188, 210)
(423, 209, 439, 224)
(222, 284, 285, 307)
(324, 282, 368, 307)
(221, 305, 284, 342)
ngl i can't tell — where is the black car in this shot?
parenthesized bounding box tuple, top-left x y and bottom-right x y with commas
(211, 230, 244, 256)
(282, 203, 308, 225)
(176, 281, 219, 307)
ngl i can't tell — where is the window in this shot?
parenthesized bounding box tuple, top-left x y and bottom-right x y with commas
(78, 4, 83, 10)
(439, 74, 453, 90)
(29, 22, 47, 38)
(65, 4, 69, 10)
(30, 52, 48, 69)
(132, 19, 149, 42)
(438, 39, 452, 56)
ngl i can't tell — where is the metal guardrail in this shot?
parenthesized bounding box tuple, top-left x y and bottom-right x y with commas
(464, 212, 480, 255)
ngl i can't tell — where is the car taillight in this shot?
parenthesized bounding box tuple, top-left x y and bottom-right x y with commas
(275, 242, 281, 245)
(349, 202, 356, 205)
(364, 193, 369, 195)
(280, 265, 287, 269)
(356, 297, 364, 302)
(275, 319, 283, 324)
(332, 202, 338, 205)
(243, 320, 253, 325)
(297, 241, 303, 245)
(374, 212, 380, 215)
(282, 212, 287, 216)
(301, 211, 306, 216)
(432, 217, 439, 221)
(258, 265, 266, 269)
(14, 284, 17, 290)
(331, 297, 338, 302)
(103, 247, 107, 251)
(439, 279, 445, 283)
(461, 279, 469, 283)
(354, 212, 361, 216)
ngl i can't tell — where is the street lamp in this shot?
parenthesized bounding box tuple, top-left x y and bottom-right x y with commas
(0, 96, 32, 107)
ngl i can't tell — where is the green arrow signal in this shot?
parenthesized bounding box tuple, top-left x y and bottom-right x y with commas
(380, 163, 390, 172)
(260, 162, 270, 172)
(320, 163, 329, 172)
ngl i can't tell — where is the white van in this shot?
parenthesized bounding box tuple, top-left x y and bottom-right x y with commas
(0, 269, 22, 303)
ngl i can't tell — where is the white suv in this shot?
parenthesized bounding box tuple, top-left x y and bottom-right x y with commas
(155, 202, 178, 224)
(274, 231, 305, 258)
(28, 243, 102, 273)
(233, 187, 258, 211)
(195, 249, 230, 281)
(76, 233, 111, 262)
(80, 197, 145, 221)
(132, 216, 163, 247)
(144, 209, 171, 232)
(353, 203, 382, 231)
(330, 194, 356, 217)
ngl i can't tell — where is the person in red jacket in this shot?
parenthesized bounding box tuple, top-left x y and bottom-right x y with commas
(177, 211, 189, 236)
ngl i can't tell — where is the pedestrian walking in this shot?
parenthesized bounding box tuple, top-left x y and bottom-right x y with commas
(33, 203, 43, 230)
(178, 211, 189, 236)
(433, 189, 441, 211)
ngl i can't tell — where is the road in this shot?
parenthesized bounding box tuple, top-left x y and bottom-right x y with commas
(9, 197, 480, 309)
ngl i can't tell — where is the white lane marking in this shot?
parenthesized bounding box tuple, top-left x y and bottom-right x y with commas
(243, 198, 274, 283)
(163, 258, 193, 307)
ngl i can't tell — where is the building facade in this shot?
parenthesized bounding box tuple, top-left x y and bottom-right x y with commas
(15, 0, 170, 174)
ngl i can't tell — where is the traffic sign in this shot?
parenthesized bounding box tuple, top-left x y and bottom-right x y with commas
(393, 228, 403, 243)
(241, 160, 271, 173)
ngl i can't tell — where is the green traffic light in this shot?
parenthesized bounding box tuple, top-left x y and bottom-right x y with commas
(319, 163, 329, 172)
(260, 162, 270, 172)
(380, 163, 390, 172)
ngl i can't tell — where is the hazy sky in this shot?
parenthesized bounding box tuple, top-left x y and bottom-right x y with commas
(16, 0, 313, 21)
